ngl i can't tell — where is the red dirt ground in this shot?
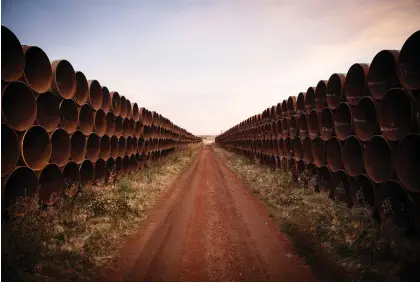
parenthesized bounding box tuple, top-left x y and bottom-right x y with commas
(103, 145, 314, 281)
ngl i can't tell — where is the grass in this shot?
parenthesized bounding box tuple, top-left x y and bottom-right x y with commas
(214, 145, 420, 281)
(1, 144, 200, 281)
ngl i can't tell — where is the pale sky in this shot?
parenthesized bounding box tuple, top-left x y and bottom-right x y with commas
(2, 0, 419, 135)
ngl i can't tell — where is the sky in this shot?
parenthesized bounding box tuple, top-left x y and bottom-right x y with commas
(2, 0, 419, 135)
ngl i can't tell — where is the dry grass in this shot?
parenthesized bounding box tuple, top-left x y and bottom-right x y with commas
(2, 144, 200, 281)
(214, 146, 420, 281)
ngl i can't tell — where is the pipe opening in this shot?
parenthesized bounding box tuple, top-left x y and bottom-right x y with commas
(302, 137, 313, 164)
(397, 30, 420, 90)
(86, 133, 100, 162)
(326, 73, 345, 109)
(4, 167, 38, 212)
(70, 131, 86, 164)
(50, 128, 71, 167)
(305, 87, 316, 114)
(80, 159, 94, 186)
(37, 91, 60, 132)
(368, 50, 400, 99)
(110, 91, 121, 116)
(342, 136, 364, 177)
(22, 46, 52, 93)
(52, 60, 76, 99)
(39, 163, 64, 205)
(106, 112, 116, 136)
(120, 96, 127, 118)
(79, 104, 94, 135)
(60, 99, 78, 134)
(87, 80, 103, 110)
(364, 136, 393, 183)
(292, 138, 302, 160)
(344, 63, 369, 105)
(21, 126, 52, 170)
(132, 103, 139, 121)
(1, 26, 25, 82)
(308, 110, 319, 140)
(315, 80, 328, 112)
(334, 102, 353, 141)
(326, 137, 342, 172)
(118, 136, 126, 156)
(63, 161, 79, 197)
(320, 108, 334, 141)
(110, 135, 119, 158)
(94, 158, 107, 185)
(100, 135, 111, 160)
(101, 86, 111, 113)
(74, 71, 88, 105)
(94, 109, 107, 137)
(115, 116, 123, 137)
(395, 134, 420, 192)
(296, 92, 305, 115)
(354, 97, 378, 142)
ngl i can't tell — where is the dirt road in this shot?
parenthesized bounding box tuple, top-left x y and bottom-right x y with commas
(105, 145, 314, 281)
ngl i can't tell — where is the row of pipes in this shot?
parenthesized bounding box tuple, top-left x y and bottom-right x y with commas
(216, 30, 420, 232)
(1, 26, 201, 212)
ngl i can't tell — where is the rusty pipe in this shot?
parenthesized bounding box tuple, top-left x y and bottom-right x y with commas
(118, 136, 126, 156)
(123, 118, 135, 137)
(125, 137, 133, 155)
(281, 100, 287, 117)
(110, 135, 119, 158)
(1, 25, 25, 82)
(70, 130, 86, 164)
(115, 116, 123, 138)
(364, 135, 395, 183)
(138, 137, 145, 154)
(99, 135, 111, 160)
(50, 128, 71, 167)
(63, 161, 79, 197)
(315, 80, 328, 112)
(38, 163, 64, 205)
(368, 50, 400, 99)
(36, 91, 60, 132)
(379, 88, 418, 141)
(122, 155, 130, 174)
(94, 158, 108, 184)
(307, 110, 319, 140)
(397, 30, 420, 91)
(326, 73, 346, 110)
(296, 92, 306, 116)
(94, 109, 107, 137)
(3, 166, 38, 211)
(287, 96, 297, 117)
(120, 96, 127, 118)
(114, 156, 123, 177)
(110, 91, 121, 116)
(87, 80, 103, 111)
(320, 108, 334, 141)
(20, 46, 52, 93)
(20, 125, 51, 171)
(134, 120, 144, 138)
(132, 102, 139, 122)
(353, 97, 379, 142)
(74, 71, 88, 106)
(51, 60, 76, 99)
(79, 159, 94, 186)
(311, 137, 325, 167)
(326, 137, 342, 172)
(305, 87, 316, 114)
(350, 174, 375, 207)
(344, 63, 370, 105)
(59, 99, 78, 134)
(1, 123, 20, 177)
(289, 115, 298, 139)
(2, 81, 37, 131)
(78, 104, 95, 135)
(106, 112, 116, 136)
(333, 102, 353, 141)
(298, 113, 308, 139)
(284, 137, 293, 160)
(302, 137, 313, 164)
(292, 138, 303, 160)
(129, 154, 138, 173)
(126, 99, 132, 119)
(101, 86, 111, 113)
(342, 135, 364, 177)
(86, 133, 100, 162)
(395, 134, 420, 192)
(281, 118, 290, 139)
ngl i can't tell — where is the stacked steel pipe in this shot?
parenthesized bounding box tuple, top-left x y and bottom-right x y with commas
(1, 26, 200, 212)
(216, 30, 420, 232)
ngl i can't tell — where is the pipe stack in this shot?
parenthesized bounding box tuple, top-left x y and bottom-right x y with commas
(1, 25, 201, 212)
(216, 30, 420, 232)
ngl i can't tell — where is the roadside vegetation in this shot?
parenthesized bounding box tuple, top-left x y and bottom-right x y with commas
(214, 145, 420, 281)
(2, 144, 200, 281)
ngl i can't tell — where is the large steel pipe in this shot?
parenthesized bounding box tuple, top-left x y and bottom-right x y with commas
(100, 135, 111, 160)
(59, 99, 78, 134)
(63, 161, 79, 197)
(289, 116, 298, 139)
(379, 88, 417, 141)
(397, 30, 420, 91)
(38, 163, 64, 205)
(298, 113, 308, 139)
(129, 154, 138, 172)
(315, 80, 328, 112)
(296, 92, 306, 116)
(305, 87, 316, 114)
(118, 136, 127, 156)
(79, 104, 95, 135)
(2, 82, 37, 131)
(70, 130, 86, 164)
(134, 121, 144, 138)
(94, 158, 107, 184)
(287, 96, 296, 117)
(126, 99, 132, 119)
(50, 128, 71, 167)
(51, 60, 76, 99)
(122, 155, 130, 174)
(302, 137, 313, 164)
(21, 46, 52, 93)
(102, 86, 111, 113)
(364, 135, 395, 183)
(342, 136, 364, 177)
(368, 50, 400, 99)
(292, 138, 303, 160)
(123, 118, 135, 137)
(87, 80, 103, 111)
(395, 134, 420, 192)
(344, 63, 370, 106)
(349, 174, 375, 207)
(326, 73, 346, 109)
(320, 108, 334, 141)
(326, 137, 342, 172)
(79, 159, 94, 186)
(120, 96, 127, 118)
(115, 116, 123, 137)
(110, 135, 119, 158)
(110, 91, 121, 116)
(307, 110, 319, 140)
(94, 109, 107, 137)
(334, 102, 353, 141)
(132, 103, 139, 122)
(3, 167, 38, 211)
(284, 137, 293, 160)
(20, 126, 51, 170)
(106, 112, 115, 136)
(74, 71, 88, 106)
(281, 118, 289, 139)
(1, 123, 20, 177)
(353, 97, 379, 142)
(1, 25, 25, 82)
(36, 91, 60, 132)
(86, 133, 100, 162)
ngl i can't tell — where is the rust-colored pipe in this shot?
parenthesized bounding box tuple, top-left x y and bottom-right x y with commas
(395, 134, 420, 192)
(281, 118, 289, 139)
(353, 97, 379, 142)
(368, 50, 400, 99)
(296, 92, 306, 116)
(302, 137, 313, 164)
(106, 157, 116, 178)
(289, 115, 298, 139)
(1, 123, 20, 177)
(134, 120, 144, 138)
(329, 170, 352, 206)
(350, 174, 375, 207)
(307, 110, 319, 140)
(1, 26, 25, 82)
(287, 96, 296, 117)
(311, 137, 326, 167)
(364, 135, 395, 183)
(3, 166, 38, 210)
(284, 137, 293, 160)
(320, 108, 334, 141)
(115, 116, 123, 137)
(375, 181, 409, 221)
(344, 63, 370, 105)
(138, 137, 145, 154)
(36, 91, 60, 132)
(50, 128, 71, 167)
(131, 137, 138, 154)
(326, 73, 346, 110)
(38, 163, 64, 205)
(74, 71, 88, 106)
(122, 155, 130, 174)
(281, 100, 287, 117)
(326, 137, 342, 172)
(333, 102, 353, 141)
(397, 30, 420, 91)
(79, 159, 94, 186)
(118, 136, 127, 156)
(132, 102, 139, 122)
(120, 96, 127, 118)
(292, 138, 303, 160)
(101, 86, 111, 113)
(51, 60, 76, 99)
(315, 80, 328, 112)
(94, 158, 108, 184)
(86, 133, 100, 162)
(114, 156, 123, 177)
(63, 161, 79, 197)
(99, 135, 111, 160)
(106, 112, 115, 136)
(379, 88, 418, 141)
(2, 82, 37, 131)
(110, 91, 121, 116)
(20, 125, 51, 171)
(342, 135, 364, 177)
(70, 130, 86, 164)
(110, 135, 119, 158)
(305, 87, 316, 114)
(94, 109, 107, 137)
(59, 99, 78, 134)
(20, 46, 52, 93)
(126, 99, 132, 119)
(87, 80, 103, 111)
(78, 104, 95, 135)
(129, 154, 138, 172)
(298, 113, 308, 139)
(123, 118, 135, 137)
